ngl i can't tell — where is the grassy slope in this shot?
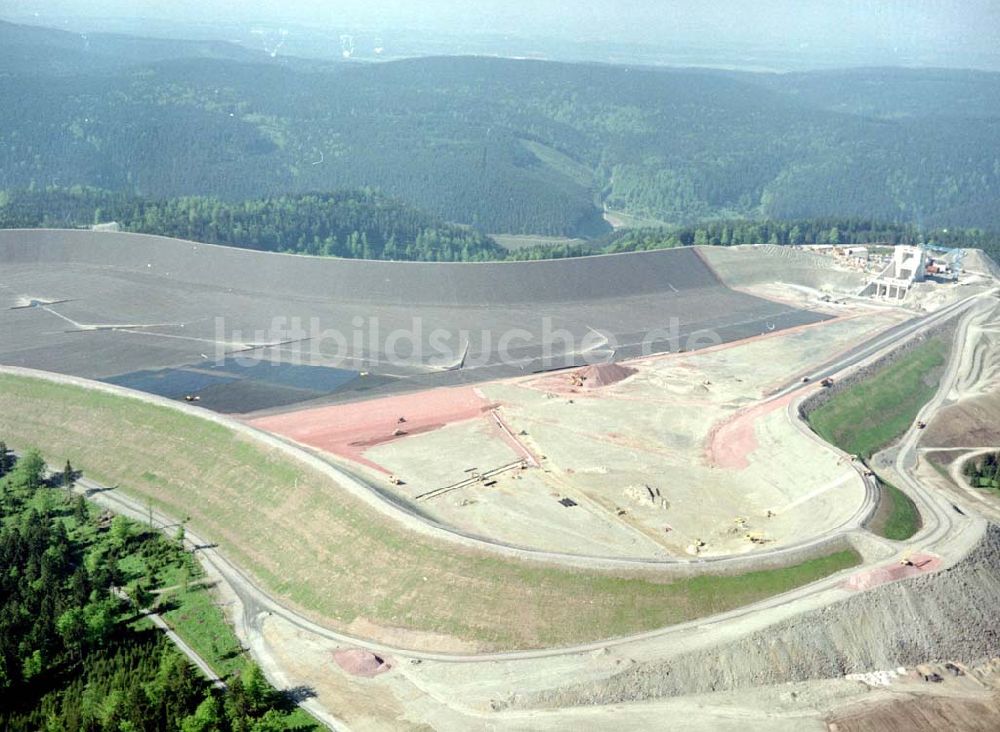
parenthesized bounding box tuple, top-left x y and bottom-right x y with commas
(155, 580, 319, 730)
(807, 334, 952, 541)
(491, 233, 587, 251)
(870, 479, 922, 541)
(0, 374, 859, 650)
(808, 336, 949, 459)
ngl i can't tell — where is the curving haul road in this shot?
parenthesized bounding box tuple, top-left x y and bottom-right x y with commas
(3, 288, 991, 664)
(2, 229, 996, 728)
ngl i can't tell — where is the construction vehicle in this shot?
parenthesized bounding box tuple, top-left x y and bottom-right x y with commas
(820, 377, 834, 388)
(917, 420, 927, 429)
(916, 664, 944, 683)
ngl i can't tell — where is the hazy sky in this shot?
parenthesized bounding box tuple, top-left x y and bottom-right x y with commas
(4, 1, 999, 63)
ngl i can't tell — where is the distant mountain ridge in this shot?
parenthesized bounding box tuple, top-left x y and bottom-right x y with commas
(1, 21, 998, 236)
(0, 19, 270, 74)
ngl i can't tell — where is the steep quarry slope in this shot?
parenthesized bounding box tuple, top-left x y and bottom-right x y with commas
(964, 249, 1000, 280)
(923, 298, 1000, 448)
(514, 525, 1000, 709)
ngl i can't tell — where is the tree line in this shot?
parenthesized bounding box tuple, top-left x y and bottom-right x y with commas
(3, 187, 998, 265)
(602, 218, 1000, 255)
(505, 219, 1000, 262)
(964, 452, 1000, 492)
(0, 187, 505, 262)
(0, 442, 318, 731)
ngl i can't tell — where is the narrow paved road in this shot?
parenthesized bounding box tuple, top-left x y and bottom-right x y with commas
(146, 610, 227, 689)
(109, 584, 226, 689)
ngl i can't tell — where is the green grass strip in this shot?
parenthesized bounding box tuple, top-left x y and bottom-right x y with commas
(808, 336, 948, 459)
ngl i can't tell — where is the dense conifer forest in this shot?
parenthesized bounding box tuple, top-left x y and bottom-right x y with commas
(0, 443, 318, 731)
(964, 453, 1000, 493)
(3, 187, 997, 263)
(2, 21, 1000, 238)
(0, 187, 504, 261)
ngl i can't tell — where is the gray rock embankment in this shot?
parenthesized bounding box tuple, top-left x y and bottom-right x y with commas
(513, 524, 1000, 709)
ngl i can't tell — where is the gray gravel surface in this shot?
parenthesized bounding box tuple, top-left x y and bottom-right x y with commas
(515, 524, 1000, 708)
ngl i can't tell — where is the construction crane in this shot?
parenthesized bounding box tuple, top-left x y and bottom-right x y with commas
(924, 244, 967, 274)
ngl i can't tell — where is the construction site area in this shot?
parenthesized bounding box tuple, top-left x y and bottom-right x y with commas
(253, 311, 901, 559)
(2, 229, 1000, 730)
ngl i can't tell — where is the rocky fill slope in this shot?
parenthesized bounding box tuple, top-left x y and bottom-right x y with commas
(513, 524, 1000, 709)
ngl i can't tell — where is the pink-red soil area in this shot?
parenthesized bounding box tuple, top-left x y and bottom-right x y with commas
(842, 553, 942, 591)
(522, 362, 638, 396)
(332, 648, 392, 677)
(491, 409, 541, 466)
(705, 391, 799, 470)
(247, 386, 496, 472)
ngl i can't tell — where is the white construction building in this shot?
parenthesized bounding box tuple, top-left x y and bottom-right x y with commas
(861, 245, 926, 300)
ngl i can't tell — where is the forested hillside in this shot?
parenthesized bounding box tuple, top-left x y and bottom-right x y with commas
(0, 443, 318, 731)
(0, 187, 504, 261)
(505, 219, 1000, 262)
(603, 219, 1000, 252)
(1, 21, 999, 237)
(4, 187, 997, 264)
